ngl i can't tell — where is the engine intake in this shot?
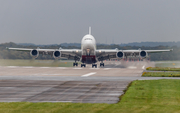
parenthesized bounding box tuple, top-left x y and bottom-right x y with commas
(30, 49, 39, 58)
(53, 51, 61, 59)
(116, 51, 124, 59)
(140, 50, 148, 58)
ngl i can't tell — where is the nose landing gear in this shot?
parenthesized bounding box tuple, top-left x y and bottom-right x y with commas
(92, 64, 97, 68)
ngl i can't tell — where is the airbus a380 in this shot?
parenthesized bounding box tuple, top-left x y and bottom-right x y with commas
(7, 27, 172, 68)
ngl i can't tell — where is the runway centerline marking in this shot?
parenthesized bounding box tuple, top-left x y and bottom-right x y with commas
(56, 67, 67, 69)
(90, 68, 99, 70)
(7, 66, 18, 68)
(22, 66, 34, 68)
(142, 65, 145, 69)
(39, 67, 50, 68)
(127, 66, 137, 69)
(81, 72, 96, 77)
(104, 68, 111, 70)
(73, 68, 82, 69)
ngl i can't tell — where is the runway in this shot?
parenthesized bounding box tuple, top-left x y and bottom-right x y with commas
(0, 61, 151, 77)
(0, 80, 131, 103)
(0, 61, 178, 104)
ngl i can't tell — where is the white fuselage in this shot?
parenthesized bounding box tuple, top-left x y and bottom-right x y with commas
(81, 34, 96, 64)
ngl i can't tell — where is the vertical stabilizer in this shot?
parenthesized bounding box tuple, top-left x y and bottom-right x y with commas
(89, 27, 91, 35)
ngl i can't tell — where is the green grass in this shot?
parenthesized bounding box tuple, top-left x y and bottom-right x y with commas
(0, 59, 75, 67)
(0, 80, 180, 113)
(155, 62, 180, 68)
(146, 67, 180, 71)
(142, 72, 180, 77)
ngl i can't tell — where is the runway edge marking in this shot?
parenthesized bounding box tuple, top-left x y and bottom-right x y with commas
(81, 72, 96, 77)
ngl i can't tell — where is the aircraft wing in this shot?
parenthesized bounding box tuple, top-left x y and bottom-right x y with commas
(96, 49, 173, 61)
(6, 47, 82, 60)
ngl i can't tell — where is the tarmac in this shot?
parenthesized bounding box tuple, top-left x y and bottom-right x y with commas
(0, 61, 179, 104)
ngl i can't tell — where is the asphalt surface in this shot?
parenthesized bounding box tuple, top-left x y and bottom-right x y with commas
(0, 80, 131, 103)
(0, 61, 179, 104)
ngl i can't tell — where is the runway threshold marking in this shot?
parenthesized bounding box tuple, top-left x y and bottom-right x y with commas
(81, 72, 96, 77)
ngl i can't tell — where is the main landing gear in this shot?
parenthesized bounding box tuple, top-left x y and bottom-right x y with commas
(81, 64, 86, 67)
(92, 63, 97, 68)
(73, 62, 78, 67)
(100, 63, 104, 67)
(100, 60, 104, 67)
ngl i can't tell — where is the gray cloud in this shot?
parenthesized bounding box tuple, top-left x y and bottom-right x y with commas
(0, 0, 180, 44)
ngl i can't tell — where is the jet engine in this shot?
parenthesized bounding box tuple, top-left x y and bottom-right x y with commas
(53, 51, 61, 59)
(30, 49, 39, 58)
(140, 50, 148, 59)
(116, 51, 124, 59)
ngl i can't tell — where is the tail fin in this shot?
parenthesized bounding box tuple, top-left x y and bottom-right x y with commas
(89, 27, 91, 35)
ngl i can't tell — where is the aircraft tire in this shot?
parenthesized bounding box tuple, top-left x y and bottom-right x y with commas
(100, 63, 104, 67)
(81, 64, 85, 67)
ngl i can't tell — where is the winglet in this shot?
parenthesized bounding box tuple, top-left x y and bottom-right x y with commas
(89, 27, 91, 35)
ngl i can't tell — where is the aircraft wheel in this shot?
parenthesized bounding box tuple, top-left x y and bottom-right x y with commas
(95, 64, 97, 68)
(81, 64, 85, 67)
(100, 63, 104, 67)
(92, 64, 97, 68)
(73, 62, 78, 67)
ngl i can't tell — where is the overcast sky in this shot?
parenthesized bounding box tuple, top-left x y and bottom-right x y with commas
(0, 0, 180, 44)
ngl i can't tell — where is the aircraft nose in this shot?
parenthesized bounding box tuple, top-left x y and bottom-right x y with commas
(86, 41, 93, 47)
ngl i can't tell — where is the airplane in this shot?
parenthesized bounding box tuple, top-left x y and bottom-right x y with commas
(6, 27, 173, 68)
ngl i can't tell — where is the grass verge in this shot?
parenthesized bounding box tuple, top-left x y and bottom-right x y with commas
(146, 67, 180, 71)
(0, 80, 180, 113)
(142, 72, 180, 77)
(155, 62, 180, 68)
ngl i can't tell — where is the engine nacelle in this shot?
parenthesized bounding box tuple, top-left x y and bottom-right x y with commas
(140, 50, 148, 59)
(30, 49, 39, 58)
(116, 51, 124, 59)
(53, 51, 61, 59)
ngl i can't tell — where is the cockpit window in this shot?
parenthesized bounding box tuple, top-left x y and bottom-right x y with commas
(85, 38, 92, 40)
